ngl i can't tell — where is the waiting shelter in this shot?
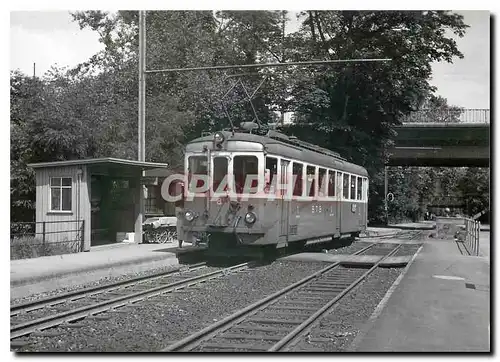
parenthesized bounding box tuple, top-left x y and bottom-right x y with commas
(28, 158, 175, 251)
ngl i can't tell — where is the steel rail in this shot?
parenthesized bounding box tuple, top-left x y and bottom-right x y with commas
(10, 262, 251, 340)
(162, 243, 377, 352)
(11, 262, 207, 316)
(269, 244, 403, 351)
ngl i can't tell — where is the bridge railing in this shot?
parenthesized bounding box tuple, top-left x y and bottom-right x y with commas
(462, 218, 481, 256)
(403, 108, 490, 124)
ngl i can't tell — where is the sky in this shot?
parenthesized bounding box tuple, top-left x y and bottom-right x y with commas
(10, 10, 491, 109)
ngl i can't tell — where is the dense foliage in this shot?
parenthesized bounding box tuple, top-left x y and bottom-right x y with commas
(383, 167, 489, 224)
(10, 10, 489, 223)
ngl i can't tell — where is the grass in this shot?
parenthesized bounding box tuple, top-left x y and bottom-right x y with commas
(10, 234, 81, 260)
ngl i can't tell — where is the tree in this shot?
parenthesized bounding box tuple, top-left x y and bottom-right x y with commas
(11, 11, 471, 224)
(279, 11, 468, 223)
(458, 168, 490, 217)
(403, 94, 464, 123)
(71, 11, 303, 135)
(285, 11, 467, 158)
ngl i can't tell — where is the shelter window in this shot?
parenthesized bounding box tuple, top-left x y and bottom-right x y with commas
(292, 162, 303, 196)
(188, 156, 208, 192)
(357, 177, 363, 200)
(233, 155, 259, 194)
(343, 174, 349, 199)
(328, 170, 336, 197)
(212, 157, 228, 192)
(350, 175, 356, 200)
(318, 168, 327, 197)
(145, 186, 163, 215)
(306, 166, 316, 197)
(265, 157, 278, 191)
(50, 177, 72, 211)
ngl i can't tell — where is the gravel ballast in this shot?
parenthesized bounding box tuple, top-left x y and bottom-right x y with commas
(289, 267, 403, 352)
(10, 258, 188, 302)
(11, 262, 190, 306)
(10, 265, 225, 326)
(16, 260, 331, 352)
(393, 243, 422, 257)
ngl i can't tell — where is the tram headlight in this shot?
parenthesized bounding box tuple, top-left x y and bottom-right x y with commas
(214, 132, 225, 144)
(184, 210, 195, 222)
(244, 212, 257, 224)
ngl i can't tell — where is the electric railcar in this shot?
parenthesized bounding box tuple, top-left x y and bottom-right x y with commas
(177, 127, 369, 256)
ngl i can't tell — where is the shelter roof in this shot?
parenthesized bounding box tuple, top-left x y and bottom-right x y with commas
(28, 157, 169, 170)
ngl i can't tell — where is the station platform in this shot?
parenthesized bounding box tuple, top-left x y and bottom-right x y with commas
(387, 221, 436, 230)
(282, 253, 412, 267)
(361, 227, 400, 238)
(363, 222, 434, 238)
(350, 230, 490, 352)
(10, 241, 182, 300)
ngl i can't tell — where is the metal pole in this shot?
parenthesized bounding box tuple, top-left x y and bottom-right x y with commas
(135, 10, 146, 244)
(384, 166, 388, 225)
(138, 10, 146, 162)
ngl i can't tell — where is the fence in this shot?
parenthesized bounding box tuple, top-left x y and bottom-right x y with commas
(10, 220, 84, 260)
(403, 108, 490, 124)
(461, 218, 481, 256)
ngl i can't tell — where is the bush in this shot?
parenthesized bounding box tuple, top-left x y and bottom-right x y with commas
(10, 235, 80, 260)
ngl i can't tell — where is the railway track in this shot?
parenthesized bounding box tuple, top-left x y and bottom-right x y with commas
(11, 262, 207, 317)
(10, 261, 252, 343)
(162, 242, 403, 352)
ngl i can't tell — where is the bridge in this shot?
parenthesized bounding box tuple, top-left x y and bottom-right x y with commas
(388, 109, 490, 167)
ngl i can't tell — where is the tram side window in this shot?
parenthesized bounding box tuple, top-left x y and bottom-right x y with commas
(343, 173, 349, 199)
(318, 168, 327, 197)
(350, 175, 356, 200)
(363, 178, 368, 201)
(327, 170, 336, 197)
(357, 176, 363, 200)
(265, 157, 278, 190)
(188, 156, 208, 192)
(337, 172, 342, 198)
(212, 157, 228, 192)
(306, 166, 316, 197)
(292, 162, 303, 196)
(233, 155, 259, 194)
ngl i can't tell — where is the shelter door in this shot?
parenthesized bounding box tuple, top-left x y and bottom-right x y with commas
(279, 160, 290, 239)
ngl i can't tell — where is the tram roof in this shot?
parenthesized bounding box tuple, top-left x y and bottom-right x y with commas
(187, 131, 368, 177)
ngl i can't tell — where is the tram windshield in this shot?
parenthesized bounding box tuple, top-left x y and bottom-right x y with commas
(233, 155, 259, 194)
(212, 156, 228, 192)
(187, 155, 208, 192)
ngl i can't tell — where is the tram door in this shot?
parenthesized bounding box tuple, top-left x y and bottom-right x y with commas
(279, 160, 291, 239)
(336, 171, 343, 232)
